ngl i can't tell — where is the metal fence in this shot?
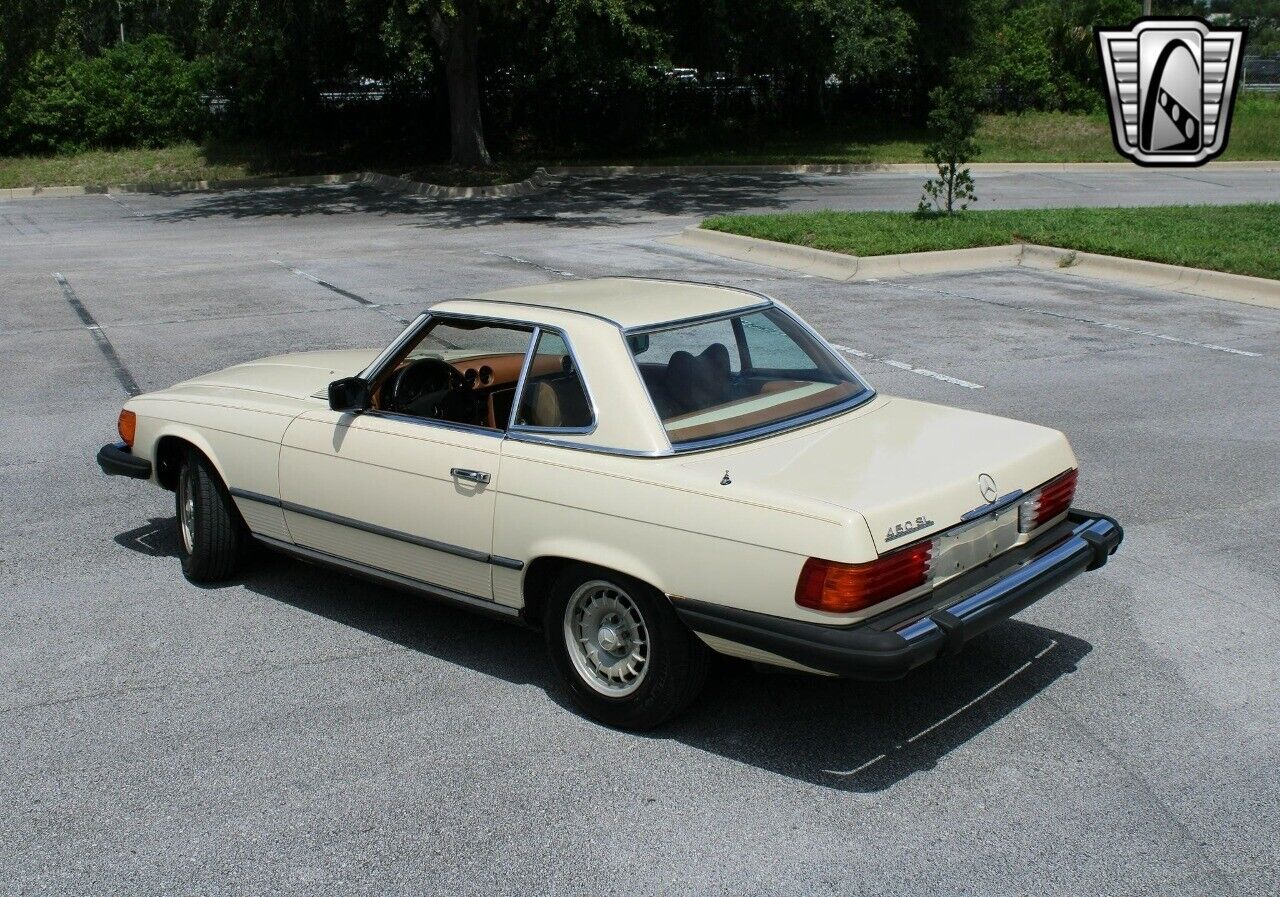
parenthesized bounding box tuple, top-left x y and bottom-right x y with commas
(1244, 56, 1280, 92)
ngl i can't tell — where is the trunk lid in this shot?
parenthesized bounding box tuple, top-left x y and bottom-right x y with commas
(682, 396, 1077, 554)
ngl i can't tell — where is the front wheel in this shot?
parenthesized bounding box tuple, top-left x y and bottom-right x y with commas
(176, 448, 246, 583)
(545, 565, 710, 729)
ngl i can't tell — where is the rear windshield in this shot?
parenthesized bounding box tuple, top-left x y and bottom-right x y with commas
(630, 306, 869, 447)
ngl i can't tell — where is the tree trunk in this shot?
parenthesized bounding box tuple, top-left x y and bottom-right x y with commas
(430, 1, 490, 167)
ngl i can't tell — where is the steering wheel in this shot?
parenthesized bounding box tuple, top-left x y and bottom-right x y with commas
(385, 357, 463, 416)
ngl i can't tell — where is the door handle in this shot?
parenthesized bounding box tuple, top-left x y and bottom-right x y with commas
(451, 468, 491, 485)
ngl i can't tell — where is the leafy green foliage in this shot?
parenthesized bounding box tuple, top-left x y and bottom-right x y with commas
(919, 80, 981, 215)
(2, 36, 209, 153)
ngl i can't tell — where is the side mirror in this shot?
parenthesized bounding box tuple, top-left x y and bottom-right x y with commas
(328, 377, 371, 413)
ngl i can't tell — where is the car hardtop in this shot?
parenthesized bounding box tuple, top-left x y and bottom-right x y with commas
(429, 277, 772, 332)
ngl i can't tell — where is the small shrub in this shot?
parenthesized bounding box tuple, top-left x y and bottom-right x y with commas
(919, 80, 981, 215)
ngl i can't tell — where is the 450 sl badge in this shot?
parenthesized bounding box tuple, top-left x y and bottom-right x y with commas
(885, 516, 935, 542)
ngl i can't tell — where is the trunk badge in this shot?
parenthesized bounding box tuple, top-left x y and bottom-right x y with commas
(978, 473, 999, 503)
(885, 516, 934, 543)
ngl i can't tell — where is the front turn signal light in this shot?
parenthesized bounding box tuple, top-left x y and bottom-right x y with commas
(117, 409, 137, 448)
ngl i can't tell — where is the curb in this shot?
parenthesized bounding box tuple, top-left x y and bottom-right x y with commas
(547, 160, 1280, 176)
(355, 167, 553, 198)
(0, 168, 553, 201)
(0, 173, 360, 199)
(664, 226, 1280, 310)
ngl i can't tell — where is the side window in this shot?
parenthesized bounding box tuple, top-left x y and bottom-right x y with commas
(376, 317, 534, 430)
(514, 331, 593, 430)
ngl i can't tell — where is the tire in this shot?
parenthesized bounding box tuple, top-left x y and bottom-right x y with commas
(545, 564, 710, 729)
(176, 448, 246, 583)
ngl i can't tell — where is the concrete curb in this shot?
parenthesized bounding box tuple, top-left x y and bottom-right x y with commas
(0, 168, 554, 201)
(665, 225, 1280, 310)
(0, 173, 360, 199)
(355, 167, 553, 198)
(548, 160, 1280, 176)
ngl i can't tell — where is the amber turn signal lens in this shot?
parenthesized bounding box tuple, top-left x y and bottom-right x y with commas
(795, 541, 934, 614)
(117, 409, 137, 448)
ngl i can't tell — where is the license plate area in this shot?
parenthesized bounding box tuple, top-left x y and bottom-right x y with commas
(931, 504, 1021, 580)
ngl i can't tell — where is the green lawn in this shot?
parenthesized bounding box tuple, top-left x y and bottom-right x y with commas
(703, 205, 1280, 280)
(1, 94, 1276, 188)
(545, 93, 1280, 165)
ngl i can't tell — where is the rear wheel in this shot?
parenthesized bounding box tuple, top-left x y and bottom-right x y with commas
(545, 564, 709, 729)
(176, 448, 246, 583)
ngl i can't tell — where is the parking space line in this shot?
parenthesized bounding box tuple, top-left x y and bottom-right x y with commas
(271, 259, 377, 305)
(271, 260, 412, 326)
(830, 343, 984, 389)
(873, 278, 1261, 358)
(105, 194, 140, 217)
(52, 273, 141, 396)
(824, 639, 1059, 778)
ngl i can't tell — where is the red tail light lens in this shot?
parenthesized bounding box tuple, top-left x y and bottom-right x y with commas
(1018, 468, 1077, 532)
(796, 541, 934, 614)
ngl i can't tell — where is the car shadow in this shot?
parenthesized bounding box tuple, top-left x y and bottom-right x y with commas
(116, 526, 1092, 792)
(143, 173, 801, 229)
(114, 517, 184, 559)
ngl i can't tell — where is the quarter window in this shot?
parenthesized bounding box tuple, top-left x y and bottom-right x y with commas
(513, 330, 593, 430)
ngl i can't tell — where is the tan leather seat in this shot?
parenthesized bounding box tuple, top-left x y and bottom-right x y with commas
(525, 381, 562, 427)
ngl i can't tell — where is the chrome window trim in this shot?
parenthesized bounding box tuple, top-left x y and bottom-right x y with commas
(622, 301, 774, 336)
(507, 325, 600, 437)
(505, 326, 542, 430)
(423, 298, 623, 327)
(506, 431, 669, 458)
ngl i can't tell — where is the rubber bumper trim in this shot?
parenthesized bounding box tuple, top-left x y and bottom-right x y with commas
(96, 441, 152, 479)
(673, 509, 1122, 679)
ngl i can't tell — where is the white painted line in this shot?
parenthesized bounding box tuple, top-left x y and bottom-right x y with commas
(824, 639, 1059, 778)
(830, 343, 984, 390)
(872, 279, 1262, 358)
(480, 250, 576, 278)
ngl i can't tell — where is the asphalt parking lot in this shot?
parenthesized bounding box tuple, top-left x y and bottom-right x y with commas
(3, 171, 1279, 896)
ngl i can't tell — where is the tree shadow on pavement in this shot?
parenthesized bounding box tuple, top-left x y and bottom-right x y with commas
(121, 528, 1091, 793)
(143, 174, 800, 229)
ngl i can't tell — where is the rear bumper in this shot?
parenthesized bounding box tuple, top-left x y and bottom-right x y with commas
(96, 441, 152, 479)
(673, 509, 1123, 679)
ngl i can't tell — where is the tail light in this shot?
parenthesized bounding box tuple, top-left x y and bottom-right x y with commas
(117, 409, 137, 448)
(1019, 468, 1077, 532)
(796, 541, 934, 614)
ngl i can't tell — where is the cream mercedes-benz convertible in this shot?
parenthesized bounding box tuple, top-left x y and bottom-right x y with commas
(98, 278, 1121, 727)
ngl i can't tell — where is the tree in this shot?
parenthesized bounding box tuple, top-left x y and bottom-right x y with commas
(918, 79, 980, 214)
(427, 0, 489, 165)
